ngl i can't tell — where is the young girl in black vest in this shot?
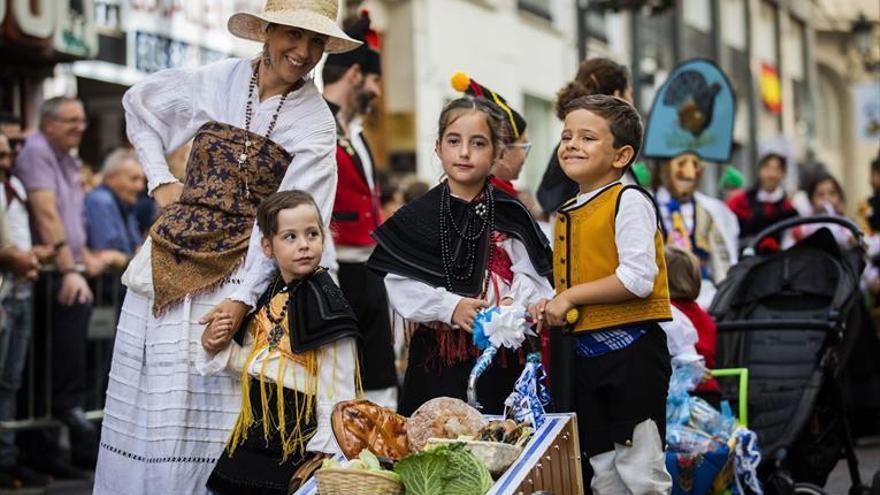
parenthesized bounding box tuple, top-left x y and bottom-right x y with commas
(368, 97, 553, 416)
(200, 191, 360, 495)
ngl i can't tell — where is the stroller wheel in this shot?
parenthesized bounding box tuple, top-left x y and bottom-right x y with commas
(793, 483, 829, 495)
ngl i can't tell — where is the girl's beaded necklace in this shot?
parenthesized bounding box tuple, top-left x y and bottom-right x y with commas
(237, 63, 293, 199)
(263, 280, 289, 351)
(438, 180, 495, 298)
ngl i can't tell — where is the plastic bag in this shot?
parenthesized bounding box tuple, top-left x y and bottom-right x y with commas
(733, 427, 763, 495)
(689, 397, 736, 439)
(667, 425, 724, 455)
(503, 353, 551, 429)
(667, 356, 706, 426)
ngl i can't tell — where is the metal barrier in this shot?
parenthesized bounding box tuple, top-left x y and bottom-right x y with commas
(0, 267, 122, 432)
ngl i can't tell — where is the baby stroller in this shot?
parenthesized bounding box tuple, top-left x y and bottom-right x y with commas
(709, 216, 880, 495)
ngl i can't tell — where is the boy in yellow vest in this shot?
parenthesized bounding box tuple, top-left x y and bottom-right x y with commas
(530, 94, 673, 494)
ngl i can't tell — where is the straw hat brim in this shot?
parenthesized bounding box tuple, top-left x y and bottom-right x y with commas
(228, 11, 361, 54)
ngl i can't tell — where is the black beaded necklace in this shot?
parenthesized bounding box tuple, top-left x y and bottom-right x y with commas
(438, 180, 495, 297)
(237, 63, 293, 199)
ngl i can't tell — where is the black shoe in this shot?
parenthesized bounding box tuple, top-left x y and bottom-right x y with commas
(71, 447, 97, 470)
(1, 464, 51, 487)
(0, 469, 20, 489)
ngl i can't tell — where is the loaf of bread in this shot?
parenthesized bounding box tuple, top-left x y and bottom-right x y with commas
(405, 397, 486, 452)
(331, 399, 409, 460)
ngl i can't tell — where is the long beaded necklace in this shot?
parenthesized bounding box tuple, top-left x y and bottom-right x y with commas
(238, 63, 293, 199)
(438, 180, 495, 297)
(264, 281, 289, 351)
(263, 272, 313, 350)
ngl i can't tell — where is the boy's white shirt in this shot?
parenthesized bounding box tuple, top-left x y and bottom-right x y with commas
(561, 182, 659, 298)
(384, 237, 554, 324)
(198, 333, 357, 455)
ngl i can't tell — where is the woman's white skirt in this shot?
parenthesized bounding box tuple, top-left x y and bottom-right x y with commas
(94, 243, 244, 495)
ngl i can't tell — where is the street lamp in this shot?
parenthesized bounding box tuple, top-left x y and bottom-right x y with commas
(851, 14, 880, 72)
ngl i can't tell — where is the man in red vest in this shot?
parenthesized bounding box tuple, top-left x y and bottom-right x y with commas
(323, 11, 397, 409)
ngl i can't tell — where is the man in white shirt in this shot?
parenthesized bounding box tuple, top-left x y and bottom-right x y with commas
(0, 130, 51, 487)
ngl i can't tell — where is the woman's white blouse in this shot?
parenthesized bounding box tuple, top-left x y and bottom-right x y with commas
(122, 57, 338, 307)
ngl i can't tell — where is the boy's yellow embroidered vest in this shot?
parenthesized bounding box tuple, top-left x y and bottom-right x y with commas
(553, 183, 672, 333)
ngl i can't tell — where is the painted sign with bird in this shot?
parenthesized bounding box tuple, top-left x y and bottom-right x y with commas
(643, 59, 736, 163)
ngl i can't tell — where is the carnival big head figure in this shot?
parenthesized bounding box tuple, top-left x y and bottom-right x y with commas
(661, 152, 703, 201)
(644, 59, 738, 288)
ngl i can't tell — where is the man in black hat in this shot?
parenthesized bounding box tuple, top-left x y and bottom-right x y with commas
(323, 11, 397, 409)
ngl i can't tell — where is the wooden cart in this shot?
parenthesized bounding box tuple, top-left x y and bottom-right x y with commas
(293, 412, 584, 495)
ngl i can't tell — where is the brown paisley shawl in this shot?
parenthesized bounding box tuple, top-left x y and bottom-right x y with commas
(150, 122, 292, 315)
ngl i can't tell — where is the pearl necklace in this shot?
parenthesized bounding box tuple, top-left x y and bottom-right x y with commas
(438, 180, 495, 297)
(238, 64, 293, 199)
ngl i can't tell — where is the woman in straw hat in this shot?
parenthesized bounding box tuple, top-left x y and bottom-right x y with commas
(93, 2, 359, 493)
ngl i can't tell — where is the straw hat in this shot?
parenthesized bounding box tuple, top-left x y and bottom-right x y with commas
(228, 0, 361, 54)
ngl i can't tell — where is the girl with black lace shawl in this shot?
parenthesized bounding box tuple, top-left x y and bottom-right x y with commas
(368, 98, 553, 416)
(200, 192, 359, 495)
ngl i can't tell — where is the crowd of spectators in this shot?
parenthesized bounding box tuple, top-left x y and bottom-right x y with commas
(0, 99, 150, 488)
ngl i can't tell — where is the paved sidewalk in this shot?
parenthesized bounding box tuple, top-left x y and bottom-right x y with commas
(825, 436, 880, 493)
(0, 438, 875, 494)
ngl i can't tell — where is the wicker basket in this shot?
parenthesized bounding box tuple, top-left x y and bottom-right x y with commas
(314, 468, 403, 495)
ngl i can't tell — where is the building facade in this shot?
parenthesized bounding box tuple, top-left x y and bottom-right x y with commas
(0, 0, 98, 128)
(366, 0, 878, 211)
(364, 0, 579, 192)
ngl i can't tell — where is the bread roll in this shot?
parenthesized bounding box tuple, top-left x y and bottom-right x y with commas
(331, 399, 409, 460)
(405, 397, 486, 451)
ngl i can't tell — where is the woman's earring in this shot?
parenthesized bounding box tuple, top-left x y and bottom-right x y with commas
(262, 45, 272, 67)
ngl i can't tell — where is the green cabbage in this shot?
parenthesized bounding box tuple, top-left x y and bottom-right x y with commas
(394, 443, 493, 495)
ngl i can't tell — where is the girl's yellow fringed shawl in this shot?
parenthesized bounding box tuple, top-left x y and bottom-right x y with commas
(225, 290, 360, 461)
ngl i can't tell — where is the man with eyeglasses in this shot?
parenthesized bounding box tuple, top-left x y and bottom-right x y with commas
(492, 138, 532, 197)
(13, 96, 96, 479)
(0, 113, 25, 161)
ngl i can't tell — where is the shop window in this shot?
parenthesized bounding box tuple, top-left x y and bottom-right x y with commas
(519, 95, 556, 193)
(519, 0, 552, 20)
(585, 6, 608, 42)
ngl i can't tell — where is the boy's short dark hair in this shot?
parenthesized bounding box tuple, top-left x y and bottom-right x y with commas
(561, 94, 643, 167)
(256, 190, 324, 238)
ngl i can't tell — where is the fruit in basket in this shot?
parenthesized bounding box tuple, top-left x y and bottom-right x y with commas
(406, 397, 486, 452)
(331, 399, 409, 460)
(394, 443, 492, 495)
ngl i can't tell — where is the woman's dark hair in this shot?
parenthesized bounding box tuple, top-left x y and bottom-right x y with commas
(556, 57, 630, 120)
(807, 172, 846, 204)
(437, 97, 509, 159)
